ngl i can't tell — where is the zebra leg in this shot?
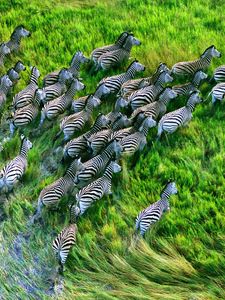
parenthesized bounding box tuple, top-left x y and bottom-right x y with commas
(30, 198, 43, 223)
(9, 122, 16, 137)
(212, 94, 217, 104)
(38, 111, 46, 128)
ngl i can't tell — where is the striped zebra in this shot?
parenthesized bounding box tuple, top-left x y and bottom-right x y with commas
(74, 140, 122, 187)
(0, 135, 32, 194)
(172, 45, 221, 76)
(52, 208, 78, 273)
(0, 75, 12, 108)
(211, 65, 225, 83)
(71, 83, 110, 113)
(32, 158, 83, 221)
(63, 113, 111, 160)
(128, 71, 173, 111)
(135, 181, 178, 236)
(106, 97, 128, 125)
(12, 66, 40, 110)
(43, 50, 88, 87)
(157, 91, 202, 138)
(85, 114, 130, 156)
(39, 79, 85, 127)
(97, 34, 141, 71)
(55, 95, 101, 142)
(98, 60, 145, 94)
(119, 116, 156, 155)
(91, 32, 129, 64)
(131, 87, 178, 121)
(5, 25, 31, 52)
(9, 89, 46, 135)
(209, 83, 225, 103)
(6, 61, 26, 91)
(120, 62, 170, 99)
(42, 69, 73, 104)
(172, 70, 207, 96)
(0, 43, 10, 66)
(72, 161, 121, 217)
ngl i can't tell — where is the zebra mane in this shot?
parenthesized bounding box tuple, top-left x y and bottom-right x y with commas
(126, 60, 138, 71)
(19, 135, 27, 152)
(10, 25, 25, 38)
(200, 45, 214, 58)
(84, 94, 93, 106)
(115, 31, 130, 43)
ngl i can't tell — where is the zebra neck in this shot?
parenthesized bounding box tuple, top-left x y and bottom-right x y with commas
(125, 66, 138, 80)
(69, 60, 80, 74)
(160, 188, 172, 200)
(30, 74, 38, 85)
(159, 97, 170, 106)
(158, 198, 169, 209)
(20, 144, 29, 158)
(141, 125, 149, 137)
(66, 86, 77, 99)
(103, 166, 113, 180)
(192, 76, 201, 87)
(186, 102, 196, 112)
(94, 87, 103, 98)
(199, 55, 212, 68)
(123, 41, 132, 53)
(10, 34, 22, 44)
(0, 53, 5, 64)
(102, 144, 114, 160)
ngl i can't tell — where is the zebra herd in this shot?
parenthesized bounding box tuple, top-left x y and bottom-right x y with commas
(0, 28, 224, 275)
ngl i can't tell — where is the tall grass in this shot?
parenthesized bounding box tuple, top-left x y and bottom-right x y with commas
(0, 0, 224, 299)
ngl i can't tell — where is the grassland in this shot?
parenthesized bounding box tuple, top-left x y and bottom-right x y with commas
(0, 0, 225, 299)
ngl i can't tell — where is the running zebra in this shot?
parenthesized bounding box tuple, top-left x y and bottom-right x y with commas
(12, 66, 40, 110)
(98, 60, 145, 94)
(211, 65, 225, 83)
(32, 158, 83, 221)
(0, 135, 32, 194)
(74, 140, 122, 187)
(105, 97, 128, 125)
(128, 70, 173, 110)
(135, 181, 178, 236)
(63, 113, 111, 160)
(209, 83, 225, 103)
(0, 75, 12, 108)
(39, 79, 85, 127)
(157, 91, 202, 138)
(172, 45, 221, 76)
(131, 87, 178, 121)
(52, 208, 78, 273)
(119, 116, 156, 155)
(97, 34, 141, 71)
(5, 25, 31, 52)
(91, 31, 129, 64)
(71, 83, 110, 113)
(9, 89, 46, 135)
(42, 69, 73, 103)
(72, 161, 121, 216)
(0, 43, 10, 66)
(172, 70, 207, 96)
(43, 50, 88, 87)
(120, 62, 170, 99)
(6, 61, 26, 88)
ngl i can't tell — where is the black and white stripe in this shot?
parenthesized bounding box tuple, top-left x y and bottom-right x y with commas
(172, 45, 221, 76)
(135, 181, 177, 236)
(12, 66, 40, 110)
(0, 75, 12, 107)
(210, 83, 225, 103)
(0, 43, 10, 66)
(0, 135, 32, 194)
(157, 91, 202, 138)
(106, 97, 128, 125)
(212, 65, 225, 83)
(72, 161, 121, 216)
(5, 25, 30, 52)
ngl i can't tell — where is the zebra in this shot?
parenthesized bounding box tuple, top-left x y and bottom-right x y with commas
(55, 95, 101, 142)
(12, 66, 40, 110)
(131, 87, 178, 121)
(157, 91, 202, 138)
(9, 89, 46, 135)
(119, 116, 156, 155)
(0, 75, 13, 108)
(105, 97, 128, 125)
(172, 70, 207, 96)
(72, 160, 121, 217)
(5, 61, 26, 91)
(91, 31, 129, 64)
(209, 83, 225, 104)
(42, 69, 73, 104)
(0, 135, 32, 194)
(71, 83, 110, 113)
(5, 25, 31, 53)
(128, 71, 174, 111)
(32, 158, 83, 221)
(211, 65, 225, 83)
(43, 50, 89, 87)
(0, 43, 10, 66)
(14, 60, 26, 74)
(98, 60, 145, 94)
(120, 62, 170, 99)
(39, 78, 85, 127)
(63, 113, 111, 160)
(85, 114, 131, 156)
(97, 34, 141, 71)
(135, 181, 178, 236)
(52, 207, 78, 273)
(172, 45, 221, 76)
(74, 140, 122, 187)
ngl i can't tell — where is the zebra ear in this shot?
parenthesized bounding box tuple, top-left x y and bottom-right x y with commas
(20, 134, 25, 140)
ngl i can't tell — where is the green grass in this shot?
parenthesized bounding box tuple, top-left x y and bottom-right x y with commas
(0, 0, 225, 299)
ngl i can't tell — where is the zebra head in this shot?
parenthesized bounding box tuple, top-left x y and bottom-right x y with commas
(71, 50, 89, 65)
(95, 113, 112, 128)
(20, 134, 33, 150)
(30, 66, 41, 79)
(1, 75, 13, 88)
(124, 34, 141, 47)
(73, 78, 86, 91)
(35, 89, 46, 106)
(158, 62, 171, 74)
(139, 116, 156, 132)
(110, 161, 122, 174)
(96, 83, 111, 97)
(128, 60, 145, 72)
(15, 25, 31, 37)
(87, 95, 101, 108)
(8, 68, 20, 81)
(58, 68, 73, 83)
(195, 70, 208, 81)
(115, 97, 128, 111)
(187, 91, 203, 106)
(159, 87, 177, 101)
(0, 43, 10, 55)
(15, 61, 26, 72)
(201, 45, 221, 58)
(160, 181, 178, 209)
